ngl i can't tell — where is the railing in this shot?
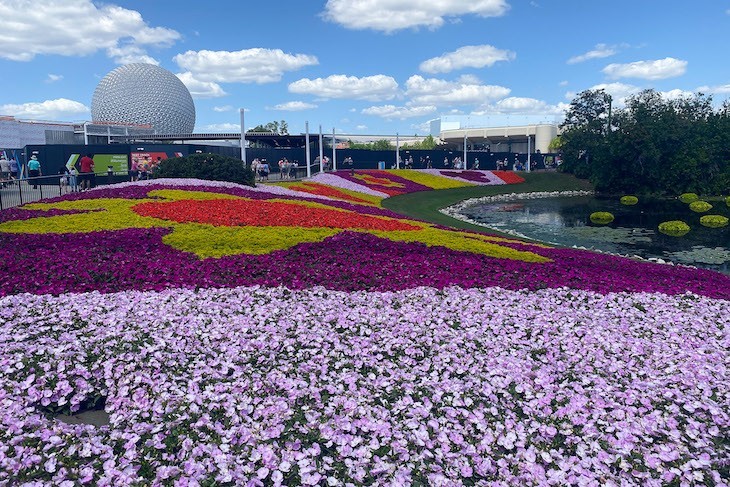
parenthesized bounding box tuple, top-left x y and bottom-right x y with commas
(0, 173, 131, 210)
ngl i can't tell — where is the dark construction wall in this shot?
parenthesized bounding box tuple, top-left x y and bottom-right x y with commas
(23, 144, 554, 177)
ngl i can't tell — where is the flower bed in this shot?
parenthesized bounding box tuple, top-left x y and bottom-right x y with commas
(491, 170, 526, 184)
(1, 177, 729, 486)
(1, 181, 729, 299)
(1, 286, 728, 486)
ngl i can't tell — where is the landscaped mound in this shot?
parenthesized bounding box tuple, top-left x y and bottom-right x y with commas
(1, 175, 729, 486)
(1, 179, 728, 299)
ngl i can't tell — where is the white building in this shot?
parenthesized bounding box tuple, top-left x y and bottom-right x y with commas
(430, 115, 560, 154)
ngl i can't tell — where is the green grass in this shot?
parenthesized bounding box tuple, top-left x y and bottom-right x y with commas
(381, 171, 594, 234)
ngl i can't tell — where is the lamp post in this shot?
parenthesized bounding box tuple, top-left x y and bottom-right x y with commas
(239, 108, 246, 166)
(305, 122, 311, 178)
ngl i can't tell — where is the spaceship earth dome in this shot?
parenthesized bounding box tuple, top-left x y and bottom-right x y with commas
(91, 63, 195, 134)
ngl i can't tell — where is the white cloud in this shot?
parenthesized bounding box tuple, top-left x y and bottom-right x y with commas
(289, 75, 398, 101)
(45, 74, 63, 83)
(176, 72, 227, 99)
(356, 124, 368, 130)
(559, 80, 569, 86)
(106, 45, 159, 65)
(696, 84, 730, 94)
(419, 45, 515, 73)
(0, 0, 179, 62)
(0, 98, 89, 120)
(213, 105, 233, 112)
(660, 89, 695, 100)
(174, 49, 318, 84)
(198, 123, 241, 132)
(405, 75, 510, 106)
(322, 0, 508, 33)
(567, 43, 618, 64)
(362, 104, 437, 120)
(565, 82, 641, 107)
(471, 97, 568, 116)
(271, 101, 318, 111)
(602, 57, 687, 80)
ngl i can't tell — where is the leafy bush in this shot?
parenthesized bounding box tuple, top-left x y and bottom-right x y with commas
(699, 215, 729, 228)
(689, 201, 712, 213)
(726, 196, 730, 207)
(153, 153, 255, 186)
(679, 193, 699, 204)
(620, 195, 638, 205)
(589, 212, 614, 225)
(658, 220, 690, 237)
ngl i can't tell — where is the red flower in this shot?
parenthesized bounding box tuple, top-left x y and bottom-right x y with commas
(492, 171, 525, 184)
(133, 199, 421, 231)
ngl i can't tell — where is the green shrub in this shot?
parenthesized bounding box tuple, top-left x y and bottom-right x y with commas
(689, 201, 712, 213)
(726, 196, 730, 207)
(679, 193, 699, 204)
(699, 215, 729, 228)
(589, 212, 614, 225)
(658, 220, 690, 237)
(153, 153, 255, 186)
(620, 195, 638, 205)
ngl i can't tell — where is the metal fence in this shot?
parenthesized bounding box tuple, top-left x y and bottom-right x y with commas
(0, 173, 130, 210)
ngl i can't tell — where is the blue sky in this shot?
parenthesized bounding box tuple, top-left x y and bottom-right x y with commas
(1, 0, 730, 136)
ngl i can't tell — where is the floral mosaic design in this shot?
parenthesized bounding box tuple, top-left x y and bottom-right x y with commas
(1, 174, 729, 486)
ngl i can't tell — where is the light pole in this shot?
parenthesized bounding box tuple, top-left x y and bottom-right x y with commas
(239, 108, 246, 165)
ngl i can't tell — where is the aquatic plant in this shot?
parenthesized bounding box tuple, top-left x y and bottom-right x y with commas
(689, 200, 713, 213)
(699, 214, 729, 228)
(620, 195, 638, 205)
(589, 211, 614, 225)
(658, 220, 690, 237)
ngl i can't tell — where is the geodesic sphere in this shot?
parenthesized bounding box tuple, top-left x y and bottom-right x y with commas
(91, 63, 195, 134)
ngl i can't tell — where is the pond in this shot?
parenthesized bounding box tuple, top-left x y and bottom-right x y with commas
(455, 193, 730, 274)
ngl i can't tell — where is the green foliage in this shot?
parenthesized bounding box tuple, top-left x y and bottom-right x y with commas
(248, 120, 289, 134)
(620, 195, 638, 205)
(699, 215, 729, 228)
(726, 196, 730, 207)
(558, 89, 730, 195)
(401, 135, 438, 150)
(347, 139, 394, 150)
(658, 220, 691, 236)
(689, 200, 713, 212)
(589, 212, 614, 224)
(153, 153, 255, 186)
(548, 136, 563, 152)
(679, 193, 699, 203)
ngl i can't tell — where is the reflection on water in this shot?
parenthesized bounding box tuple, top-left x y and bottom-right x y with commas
(461, 196, 730, 274)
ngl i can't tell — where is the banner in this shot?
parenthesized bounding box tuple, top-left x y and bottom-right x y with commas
(130, 152, 171, 173)
(92, 154, 128, 174)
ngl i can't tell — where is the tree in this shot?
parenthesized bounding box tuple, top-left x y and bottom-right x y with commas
(558, 88, 730, 195)
(248, 120, 289, 134)
(401, 135, 437, 150)
(558, 89, 612, 180)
